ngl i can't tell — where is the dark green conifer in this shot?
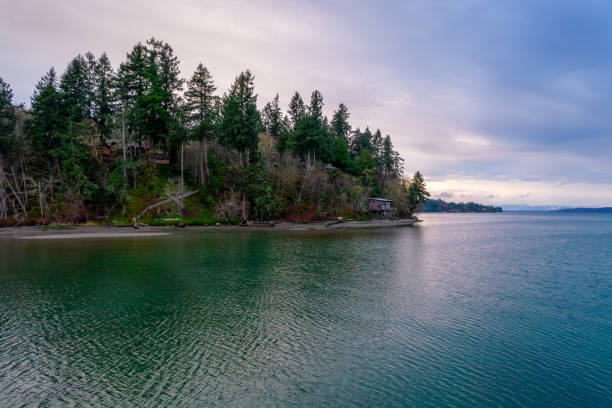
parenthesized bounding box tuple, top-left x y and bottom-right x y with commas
(262, 94, 283, 138)
(288, 91, 305, 130)
(94, 53, 115, 144)
(185, 63, 217, 185)
(0, 77, 16, 159)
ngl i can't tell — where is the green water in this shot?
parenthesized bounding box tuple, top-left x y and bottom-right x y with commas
(0, 213, 610, 406)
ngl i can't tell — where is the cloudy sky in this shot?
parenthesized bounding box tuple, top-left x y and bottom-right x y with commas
(2, 0, 611, 207)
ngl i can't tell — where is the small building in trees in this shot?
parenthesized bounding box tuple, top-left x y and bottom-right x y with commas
(369, 198, 392, 217)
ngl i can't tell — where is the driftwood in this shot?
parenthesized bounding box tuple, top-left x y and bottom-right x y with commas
(133, 190, 199, 223)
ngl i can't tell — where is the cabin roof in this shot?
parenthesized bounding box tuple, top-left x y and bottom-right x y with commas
(370, 197, 391, 202)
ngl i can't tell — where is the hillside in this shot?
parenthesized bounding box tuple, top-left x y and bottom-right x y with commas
(0, 38, 430, 226)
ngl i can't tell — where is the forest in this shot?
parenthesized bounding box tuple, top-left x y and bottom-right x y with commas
(420, 199, 502, 213)
(0, 38, 430, 226)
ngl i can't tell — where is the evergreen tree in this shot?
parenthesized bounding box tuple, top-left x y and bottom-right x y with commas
(220, 70, 260, 221)
(117, 43, 150, 147)
(139, 59, 171, 146)
(128, 38, 184, 151)
(262, 94, 283, 138)
(146, 38, 183, 111)
(94, 53, 115, 144)
(287, 91, 305, 130)
(308, 90, 323, 120)
(408, 171, 430, 215)
(277, 114, 292, 152)
(0, 77, 16, 160)
(381, 134, 403, 178)
(220, 70, 260, 159)
(185, 63, 217, 185)
(293, 90, 331, 163)
(351, 126, 372, 156)
(83, 52, 98, 119)
(29, 68, 66, 170)
(60, 56, 89, 122)
(371, 129, 383, 160)
(330, 103, 351, 142)
(170, 97, 189, 194)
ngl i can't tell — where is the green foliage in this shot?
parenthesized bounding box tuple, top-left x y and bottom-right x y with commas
(185, 63, 217, 142)
(94, 53, 115, 142)
(107, 162, 130, 210)
(288, 91, 305, 129)
(29, 68, 66, 166)
(60, 56, 90, 122)
(407, 171, 431, 215)
(3, 38, 427, 225)
(381, 134, 403, 178)
(262, 94, 284, 138)
(0, 77, 16, 157)
(421, 199, 502, 213)
(331, 103, 351, 142)
(243, 161, 278, 220)
(290, 90, 332, 162)
(219, 70, 260, 156)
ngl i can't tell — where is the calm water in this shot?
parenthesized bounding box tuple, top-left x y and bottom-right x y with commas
(0, 213, 610, 407)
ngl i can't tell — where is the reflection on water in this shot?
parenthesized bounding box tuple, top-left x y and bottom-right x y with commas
(1, 214, 611, 407)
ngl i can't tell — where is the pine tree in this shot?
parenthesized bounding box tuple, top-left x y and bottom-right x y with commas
(308, 90, 323, 121)
(185, 63, 217, 185)
(147, 38, 183, 111)
(331, 103, 351, 142)
(262, 94, 283, 138)
(30, 68, 66, 171)
(372, 129, 383, 161)
(220, 70, 260, 159)
(83, 52, 98, 119)
(0, 77, 16, 160)
(351, 126, 372, 156)
(408, 171, 430, 215)
(220, 70, 260, 221)
(140, 59, 170, 146)
(293, 90, 330, 163)
(381, 135, 403, 177)
(117, 43, 150, 148)
(60, 56, 89, 122)
(277, 114, 292, 152)
(288, 91, 305, 130)
(94, 53, 115, 144)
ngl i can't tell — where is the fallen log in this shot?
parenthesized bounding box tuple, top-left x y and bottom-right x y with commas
(133, 190, 199, 224)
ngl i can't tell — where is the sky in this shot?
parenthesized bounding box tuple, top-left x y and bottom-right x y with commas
(1, 0, 611, 207)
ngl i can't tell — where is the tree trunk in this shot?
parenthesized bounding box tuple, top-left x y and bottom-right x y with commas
(122, 111, 127, 180)
(134, 189, 199, 223)
(7, 168, 27, 218)
(239, 150, 246, 223)
(241, 191, 247, 223)
(199, 138, 205, 186)
(203, 137, 209, 183)
(0, 159, 6, 219)
(180, 140, 184, 194)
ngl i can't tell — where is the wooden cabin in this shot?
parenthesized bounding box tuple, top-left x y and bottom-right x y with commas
(369, 198, 392, 216)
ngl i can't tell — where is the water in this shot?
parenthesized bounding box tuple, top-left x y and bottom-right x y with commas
(0, 213, 610, 407)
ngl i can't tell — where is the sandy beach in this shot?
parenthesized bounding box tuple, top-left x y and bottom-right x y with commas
(0, 219, 420, 240)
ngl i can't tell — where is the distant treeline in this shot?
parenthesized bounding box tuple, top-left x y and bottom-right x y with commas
(0, 37, 430, 225)
(555, 207, 612, 213)
(420, 199, 502, 213)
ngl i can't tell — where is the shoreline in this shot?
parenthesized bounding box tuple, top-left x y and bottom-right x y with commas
(0, 219, 420, 240)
